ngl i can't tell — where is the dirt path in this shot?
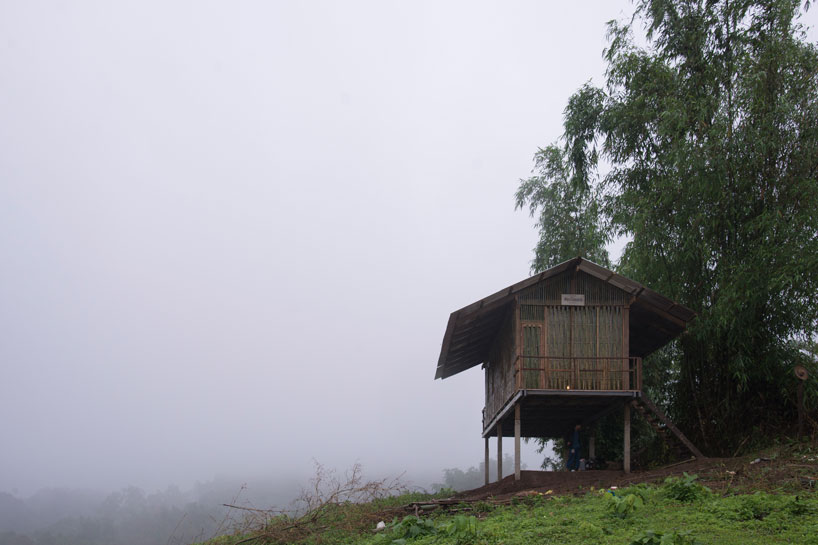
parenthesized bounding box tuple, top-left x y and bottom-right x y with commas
(452, 454, 816, 501)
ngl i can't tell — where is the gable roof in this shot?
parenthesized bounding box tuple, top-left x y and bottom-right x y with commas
(435, 257, 696, 379)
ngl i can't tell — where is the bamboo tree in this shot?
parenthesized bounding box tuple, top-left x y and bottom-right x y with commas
(519, 0, 818, 453)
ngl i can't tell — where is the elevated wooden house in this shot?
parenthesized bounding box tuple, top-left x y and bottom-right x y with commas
(435, 257, 703, 481)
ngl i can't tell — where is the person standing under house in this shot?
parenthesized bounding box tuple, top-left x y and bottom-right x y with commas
(567, 424, 582, 471)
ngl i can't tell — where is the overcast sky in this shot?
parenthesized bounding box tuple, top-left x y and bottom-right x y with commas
(2, 1, 816, 496)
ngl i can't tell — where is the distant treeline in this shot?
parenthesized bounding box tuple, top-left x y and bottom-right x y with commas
(0, 477, 302, 545)
(0, 460, 525, 545)
(430, 454, 523, 493)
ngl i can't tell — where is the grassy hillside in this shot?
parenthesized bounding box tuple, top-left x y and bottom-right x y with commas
(198, 443, 818, 545)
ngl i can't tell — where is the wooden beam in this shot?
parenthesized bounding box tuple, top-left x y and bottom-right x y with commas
(514, 403, 521, 481)
(637, 396, 705, 459)
(589, 435, 596, 459)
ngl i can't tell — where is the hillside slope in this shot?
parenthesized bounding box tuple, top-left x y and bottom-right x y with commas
(199, 442, 818, 545)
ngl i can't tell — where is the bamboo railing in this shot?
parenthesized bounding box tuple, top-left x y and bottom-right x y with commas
(512, 355, 642, 392)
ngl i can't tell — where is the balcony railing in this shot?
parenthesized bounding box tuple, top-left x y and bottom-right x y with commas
(482, 356, 643, 430)
(512, 355, 642, 392)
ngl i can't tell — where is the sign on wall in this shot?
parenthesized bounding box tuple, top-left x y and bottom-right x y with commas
(561, 294, 585, 306)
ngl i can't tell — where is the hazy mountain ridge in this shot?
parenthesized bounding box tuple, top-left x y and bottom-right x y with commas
(0, 477, 303, 545)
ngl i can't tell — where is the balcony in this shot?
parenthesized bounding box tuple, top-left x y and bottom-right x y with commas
(514, 355, 642, 392)
(483, 356, 642, 430)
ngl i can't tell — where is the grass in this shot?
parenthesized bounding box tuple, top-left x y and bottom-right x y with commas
(367, 486, 818, 545)
(197, 442, 818, 545)
(198, 485, 818, 545)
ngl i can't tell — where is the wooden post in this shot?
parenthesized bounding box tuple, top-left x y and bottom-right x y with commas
(595, 307, 600, 389)
(623, 304, 630, 390)
(514, 403, 521, 481)
(543, 306, 549, 389)
(589, 435, 596, 459)
(624, 402, 631, 473)
(797, 382, 805, 439)
(515, 301, 522, 392)
(484, 437, 490, 486)
(569, 306, 574, 389)
(497, 424, 503, 482)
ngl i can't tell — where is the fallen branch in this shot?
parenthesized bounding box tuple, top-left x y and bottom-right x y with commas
(658, 457, 697, 470)
(223, 504, 285, 514)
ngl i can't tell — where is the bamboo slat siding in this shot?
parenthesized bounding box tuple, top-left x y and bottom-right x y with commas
(485, 309, 516, 422)
(484, 270, 639, 427)
(517, 270, 627, 306)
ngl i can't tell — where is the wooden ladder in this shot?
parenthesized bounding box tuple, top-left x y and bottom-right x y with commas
(631, 396, 705, 459)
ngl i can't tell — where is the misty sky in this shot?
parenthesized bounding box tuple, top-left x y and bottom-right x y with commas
(2, 1, 817, 497)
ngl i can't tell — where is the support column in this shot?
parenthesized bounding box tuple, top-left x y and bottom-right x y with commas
(624, 403, 631, 473)
(514, 404, 521, 481)
(798, 382, 805, 439)
(484, 437, 490, 486)
(589, 435, 596, 460)
(496, 425, 503, 482)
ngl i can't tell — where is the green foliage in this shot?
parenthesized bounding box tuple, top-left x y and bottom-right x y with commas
(378, 515, 437, 544)
(515, 144, 610, 272)
(439, 515, 480, 544)
(199, 479, 818, 545)
(606, 492, 644, 518)
(470, 500, 495, 514)
(511, 492, 551, 508)
(576, 520, 606, 539)
(377, 514, 481, 545)
(661, 473, 711, 503)
(619, 482, 659, 503)
(517, 0, 818, 453)
(630, 529, 701, 545)
(709, 491, 817, 522)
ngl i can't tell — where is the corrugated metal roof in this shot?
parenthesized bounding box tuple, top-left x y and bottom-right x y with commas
(435, 257, 696, 379)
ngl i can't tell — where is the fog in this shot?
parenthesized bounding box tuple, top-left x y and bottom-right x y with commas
(2, 0, 816, 540)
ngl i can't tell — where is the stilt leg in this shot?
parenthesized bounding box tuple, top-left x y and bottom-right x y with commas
(624, 402, 631, 473)
(496, 425, 502, 482)
(514, 403, 521, 481)
(484, 436, 489, 486)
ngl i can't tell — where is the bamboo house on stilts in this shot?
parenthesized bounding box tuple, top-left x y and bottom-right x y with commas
(435, 257, 704, 483)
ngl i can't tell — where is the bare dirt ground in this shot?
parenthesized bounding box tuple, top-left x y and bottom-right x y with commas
(453, 451, 818, 501)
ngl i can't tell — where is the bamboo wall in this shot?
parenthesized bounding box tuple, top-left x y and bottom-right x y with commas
(484, 307, 516, 422)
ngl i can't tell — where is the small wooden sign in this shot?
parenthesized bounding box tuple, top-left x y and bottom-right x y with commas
(561, 294, 585, 306)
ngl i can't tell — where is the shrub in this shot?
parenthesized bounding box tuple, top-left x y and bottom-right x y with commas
(606, 492, 644, 518)
(661, 473, 711, 502)
(439, 515, 480, 544)
(377, 514, 481, 545)
(709, 492, 816, 522)
(377, 515, 437, 544)
(630, 529, 701, 544)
